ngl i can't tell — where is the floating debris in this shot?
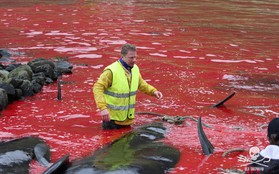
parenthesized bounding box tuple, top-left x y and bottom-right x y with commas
(136, 111, 211, 127)
(259, 123, 268, 130)
(162, 115, 186, 124)
(229, 126, 244, 130)
(222, 148, 245, 157)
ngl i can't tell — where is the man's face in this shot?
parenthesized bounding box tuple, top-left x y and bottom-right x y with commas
(123, 50, 137, 67)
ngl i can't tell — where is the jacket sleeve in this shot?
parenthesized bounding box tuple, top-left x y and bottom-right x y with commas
(138, 73, 157, 96)
(93, 69, 112, 110)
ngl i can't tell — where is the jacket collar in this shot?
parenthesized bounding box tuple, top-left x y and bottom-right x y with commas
(119, 58, 133, 71)
(260, 145, 279, 160)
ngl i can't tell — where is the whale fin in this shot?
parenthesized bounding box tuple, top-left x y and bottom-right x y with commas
(212, 92, 236, 108)
(43, 154, 69, 174)
(34, 143, 51, 167)
(198, 117, 214, 155)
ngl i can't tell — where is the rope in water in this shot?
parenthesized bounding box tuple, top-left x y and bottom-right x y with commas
(222, 148, 245, 157)
(259, 123, 268, 130)
(136, 111, 211, 128)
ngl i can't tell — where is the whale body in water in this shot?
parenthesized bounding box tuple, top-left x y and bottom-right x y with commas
(0, 123, 180, 174)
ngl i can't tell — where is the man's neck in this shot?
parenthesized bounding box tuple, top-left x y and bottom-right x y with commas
(119, 58, 133, 71)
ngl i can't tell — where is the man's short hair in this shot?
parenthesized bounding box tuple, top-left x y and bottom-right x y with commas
(268, 118, 279, 145)
(268, 118, 279, 139)
(121, 44, 136, 56)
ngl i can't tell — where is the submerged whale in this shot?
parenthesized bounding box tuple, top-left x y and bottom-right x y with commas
(63, 123, 180, 174)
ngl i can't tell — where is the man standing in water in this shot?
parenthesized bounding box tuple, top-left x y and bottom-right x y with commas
(93, 44, 163, 130)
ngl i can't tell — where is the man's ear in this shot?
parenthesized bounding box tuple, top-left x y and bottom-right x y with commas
(269, 134, 279, 145)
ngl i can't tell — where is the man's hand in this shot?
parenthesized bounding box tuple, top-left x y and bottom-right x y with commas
(100, 109, 110, 122)
(154, 91, 163, 99)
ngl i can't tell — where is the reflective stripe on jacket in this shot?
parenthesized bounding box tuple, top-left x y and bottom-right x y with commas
(104, 61, 139, 121)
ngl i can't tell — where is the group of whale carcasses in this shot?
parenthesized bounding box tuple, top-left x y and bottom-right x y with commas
(0, 123, 180, 174)
(0, 93, 235, 174)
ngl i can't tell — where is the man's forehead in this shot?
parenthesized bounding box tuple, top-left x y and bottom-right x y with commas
(127, 50, 136, 54)
(126, 51, 137, 56)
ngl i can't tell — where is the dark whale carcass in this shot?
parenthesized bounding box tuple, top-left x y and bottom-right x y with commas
(64, 123, 180, 174)
(0, 136, 50, 174)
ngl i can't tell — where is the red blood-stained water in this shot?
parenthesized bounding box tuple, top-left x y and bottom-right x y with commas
(0, 1, 279, 173)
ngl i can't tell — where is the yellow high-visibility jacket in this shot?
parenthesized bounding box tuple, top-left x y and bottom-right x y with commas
(93, 60, 157, 125)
